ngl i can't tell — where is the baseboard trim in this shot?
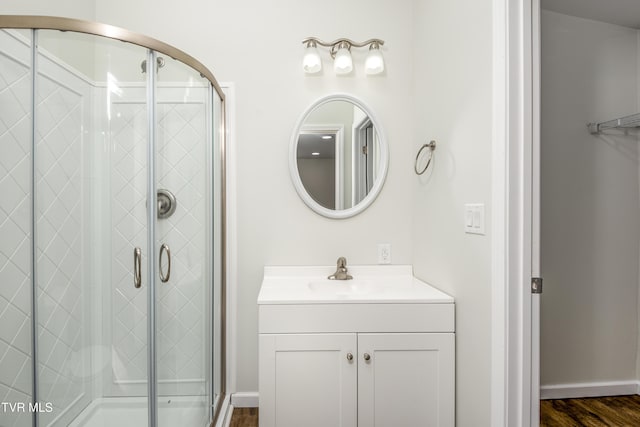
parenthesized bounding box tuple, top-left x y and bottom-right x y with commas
(540, 381, 640, 400)
(230, 392, 259, 408)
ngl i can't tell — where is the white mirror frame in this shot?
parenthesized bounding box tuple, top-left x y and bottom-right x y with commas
(289, 93, 389, 219)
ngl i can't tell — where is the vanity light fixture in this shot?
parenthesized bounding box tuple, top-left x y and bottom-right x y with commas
(302, 37, 385, 75)
(321, 135, 333, 140)
(364, 41, 384, 75)
(333, 41, 353, 74)
(302, 39, 322, 74)
(311, 152, 321, 156)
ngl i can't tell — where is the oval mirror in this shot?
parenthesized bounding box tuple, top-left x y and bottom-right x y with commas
(289, 94, 389, 219)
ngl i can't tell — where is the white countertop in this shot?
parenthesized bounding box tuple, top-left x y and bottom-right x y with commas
(257, 265, 454, 305)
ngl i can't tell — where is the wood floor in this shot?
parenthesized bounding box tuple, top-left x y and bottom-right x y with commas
(230, 407, 258, 427)
(231, 397, 640, 427)
(541, 395, 640, 426)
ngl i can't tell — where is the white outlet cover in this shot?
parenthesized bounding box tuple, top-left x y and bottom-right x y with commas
(377, 243, 391, 264)
(464, 204, 485, 235)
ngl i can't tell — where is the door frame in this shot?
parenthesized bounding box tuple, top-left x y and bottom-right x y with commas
(352, 115, 373, 205)
(492, 0, 539, 425)
(299, 124, 345, 210)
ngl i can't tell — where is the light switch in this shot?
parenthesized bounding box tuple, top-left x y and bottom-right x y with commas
(465, 210, 473, 227)
(472, 210, 481, 227)
(464, 203, 485, 235)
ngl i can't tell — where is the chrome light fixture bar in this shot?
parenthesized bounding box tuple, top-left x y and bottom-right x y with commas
(302, 37, 385, 75)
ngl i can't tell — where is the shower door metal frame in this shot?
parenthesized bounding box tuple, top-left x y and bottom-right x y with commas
(0, 15, 227, 427)
(29, 27, 39, 427)
(147, 48, 159, 427)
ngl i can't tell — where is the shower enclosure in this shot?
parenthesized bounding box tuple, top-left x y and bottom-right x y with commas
(0, 16, 225, 427)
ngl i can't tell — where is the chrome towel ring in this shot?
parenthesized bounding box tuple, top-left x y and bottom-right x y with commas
(415, 140, 436, 175)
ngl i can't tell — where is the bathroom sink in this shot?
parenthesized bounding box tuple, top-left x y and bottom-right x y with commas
(257, 264, 455, 334)
(307, 279, 375, 295)
(257, 265, 453, 304)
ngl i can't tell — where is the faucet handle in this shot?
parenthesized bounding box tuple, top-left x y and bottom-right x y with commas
(337, 257, 347, 268)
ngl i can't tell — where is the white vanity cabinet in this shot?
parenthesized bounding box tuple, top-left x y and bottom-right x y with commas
(357, 332, 454, 426)
(257, 266, 455, 427)
(259, 331, 454, 427)
(259, 333, 358, 427)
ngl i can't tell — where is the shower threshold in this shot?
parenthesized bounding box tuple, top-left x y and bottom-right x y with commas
(68, 396, 210, 427)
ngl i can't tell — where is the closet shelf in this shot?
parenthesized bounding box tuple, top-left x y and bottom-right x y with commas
(588, 113, 640, 134)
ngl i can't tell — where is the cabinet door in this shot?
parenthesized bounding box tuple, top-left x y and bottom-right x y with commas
(358, 333, 455, 427)
(259, 334, 357, 427)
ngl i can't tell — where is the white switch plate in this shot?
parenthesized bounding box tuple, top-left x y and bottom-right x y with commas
(378, 243, 391, 264)
(464, 204, 485, 235)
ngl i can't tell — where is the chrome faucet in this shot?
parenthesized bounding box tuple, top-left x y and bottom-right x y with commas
(328, 257, 353, 280)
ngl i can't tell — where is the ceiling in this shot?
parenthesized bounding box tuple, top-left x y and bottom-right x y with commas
(297, 134, 336, 159)
(542, 0, 640, 29)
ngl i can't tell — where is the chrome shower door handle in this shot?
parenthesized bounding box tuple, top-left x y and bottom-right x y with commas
(159, 243, 171, 283)
(134, 247, 142, 288)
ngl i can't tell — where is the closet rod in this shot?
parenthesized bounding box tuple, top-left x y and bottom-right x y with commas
(588, 112, 640, 134)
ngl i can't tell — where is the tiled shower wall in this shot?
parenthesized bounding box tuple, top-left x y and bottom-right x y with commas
(107, 89, 209, 396)
(0, 30, 92, 427)
(0, 29, 35, 427)
(35, 50, 92, 427)
(156, 100, 208, 393)
(107, 93, 149, 395)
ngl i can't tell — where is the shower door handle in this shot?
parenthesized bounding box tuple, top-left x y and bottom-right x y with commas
(159, 243, 171, 283)
(133, 247, 142, 288)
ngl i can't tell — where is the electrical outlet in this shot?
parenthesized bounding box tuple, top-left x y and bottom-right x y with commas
(378, 243, 391, 264)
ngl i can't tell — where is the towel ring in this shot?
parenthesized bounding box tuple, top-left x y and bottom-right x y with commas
(415, 140, 436, 175)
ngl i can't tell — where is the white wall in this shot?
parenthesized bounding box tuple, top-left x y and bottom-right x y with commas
(540, 10, 640, 387)
(411, 0, 493, 425)
(0, 0, 94, 20)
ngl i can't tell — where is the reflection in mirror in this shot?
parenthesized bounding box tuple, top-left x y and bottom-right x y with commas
(291, 95, 387, 219)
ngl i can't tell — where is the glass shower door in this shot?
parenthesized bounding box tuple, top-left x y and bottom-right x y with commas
(153, 53, 214, 426)
(34, 30, 150, 426)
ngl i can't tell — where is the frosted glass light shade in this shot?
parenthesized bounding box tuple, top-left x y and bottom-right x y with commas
(303, 46, 322, 74)
(333, 46, 353, 75)
(365, 47, 384, 75)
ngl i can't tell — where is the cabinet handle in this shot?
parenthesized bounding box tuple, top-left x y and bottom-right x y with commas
(346, 353, 353, 361)
(363, 353, 371, 361)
